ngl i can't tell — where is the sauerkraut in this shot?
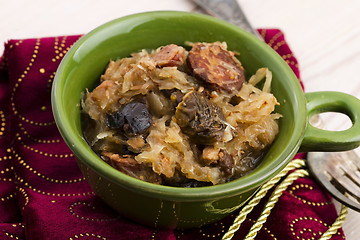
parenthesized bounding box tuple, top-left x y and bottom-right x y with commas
(81, 42, 280, 186)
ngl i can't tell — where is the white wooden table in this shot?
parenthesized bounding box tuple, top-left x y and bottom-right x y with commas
(1, 0, 359, 238)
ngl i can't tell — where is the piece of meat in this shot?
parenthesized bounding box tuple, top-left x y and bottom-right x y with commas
(175, 90, 226, 144)
(102, 152, 162, 184)
(102, 152, 141, 172)
(153, 44, 186, 67)
(127, 136, 145, 151)
(86, 80, 120, 113)
(201, 147, 220, 165)
(218, 150, 234, 176)
(187, 42, 244, 92)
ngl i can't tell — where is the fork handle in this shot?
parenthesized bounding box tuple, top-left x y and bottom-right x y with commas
(300, 91, 360, 152)
(193, 0, 262, 39)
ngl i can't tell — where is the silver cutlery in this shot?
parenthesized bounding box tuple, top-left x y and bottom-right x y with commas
(192, 0, 262, 39)
(308, 116, 360, 211)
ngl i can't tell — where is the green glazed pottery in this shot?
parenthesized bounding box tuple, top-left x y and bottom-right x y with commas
(51, 11, 360, 229)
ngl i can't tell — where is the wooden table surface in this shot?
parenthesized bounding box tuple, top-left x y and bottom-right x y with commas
(1, 0, 359, 238)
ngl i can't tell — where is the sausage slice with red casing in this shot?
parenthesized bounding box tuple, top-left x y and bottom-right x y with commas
(153, 44, 186, 67)
(187, 42, 245, 92)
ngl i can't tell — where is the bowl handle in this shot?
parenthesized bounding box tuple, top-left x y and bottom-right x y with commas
(299, 91, 360, 152)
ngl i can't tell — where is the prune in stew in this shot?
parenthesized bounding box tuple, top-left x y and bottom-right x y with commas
(106, 111, 125, 129)
(106, 102, 152, 134)
(122, 102, 152, 134)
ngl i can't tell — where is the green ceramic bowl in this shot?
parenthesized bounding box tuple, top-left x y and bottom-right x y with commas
(51, 11, 360, 229)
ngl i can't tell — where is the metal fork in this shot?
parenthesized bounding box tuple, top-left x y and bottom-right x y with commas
(307, 115, 360, 212)
(192, 0, 262, 39)
(192, 0, 360, 212)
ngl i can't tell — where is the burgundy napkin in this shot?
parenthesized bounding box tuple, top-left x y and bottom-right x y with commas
(0, 30, 345, 239)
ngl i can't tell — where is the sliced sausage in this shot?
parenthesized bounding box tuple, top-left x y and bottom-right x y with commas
(102, 152, 141, 172)
(102, 152, 162, 184)
(153, 44, 186, 67)
(187, 42, 244, 92)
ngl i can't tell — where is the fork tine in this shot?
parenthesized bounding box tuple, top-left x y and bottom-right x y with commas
(343, 169, 360, 188)
(337, 151, 360, 188)
(355, 170, 360, 180)
(307, 116, 360, 211)
(337, 161, 360, 188)
(349, 152, 360, 169)
(342, 150, 360, 169)
(329, 170, 360, 202)
(308, 151, 360, 211)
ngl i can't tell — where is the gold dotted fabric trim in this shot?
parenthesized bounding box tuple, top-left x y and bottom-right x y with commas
(0, 166, 14, 175)
(10, 38, 55, 126)
(69, 201, 119, 222)
(267, 31, 283, 47)
(272, 40, 286, 51)
(15, 151, 84, 184)
(18, 123, 61, 144)
(0, 193, 15, 202)
(2, 223, 24, 240)
(17, 187, 29, 210)
(0, 154, 12, 162)
(69, 233, 107, 240)
(52, 36, 73, 62)
(0, 110, 5, 136)
(0, 177, 13, 182)
(288, 183, 332, 206)
(199, 222, 226, 238)
(247, 218, 276, 240)
(46, 71, 56, 89)
(15, 174, 94, 197)
(16, 133, 73, 158)
(4, 232, 20, 240)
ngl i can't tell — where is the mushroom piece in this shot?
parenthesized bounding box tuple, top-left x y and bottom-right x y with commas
(175, 90, 226, 145)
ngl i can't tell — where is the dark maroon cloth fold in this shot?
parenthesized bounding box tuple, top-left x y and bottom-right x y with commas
(0, 30, 344, 239)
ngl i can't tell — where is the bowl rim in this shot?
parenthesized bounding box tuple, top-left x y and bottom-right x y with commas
(51, 10, 306, 202)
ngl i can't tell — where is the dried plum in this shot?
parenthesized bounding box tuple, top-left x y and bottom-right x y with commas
(123, 102, 152, 134)
(106, 102, 152, 134)
(106, 111, 125, 129)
